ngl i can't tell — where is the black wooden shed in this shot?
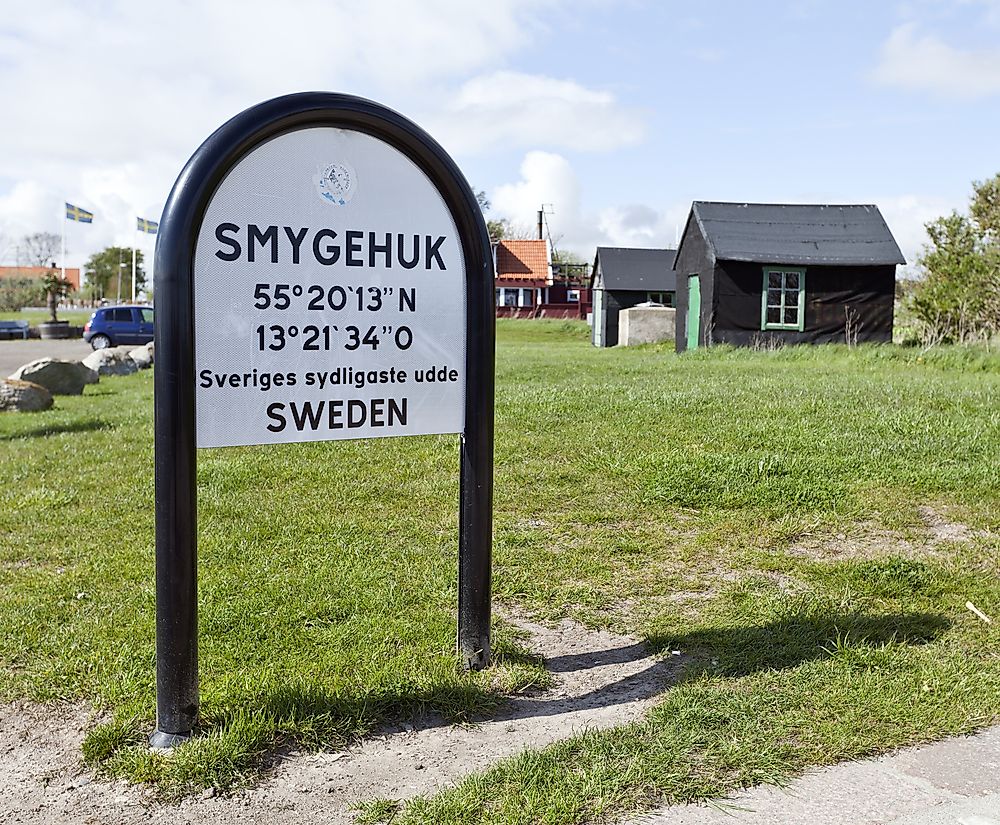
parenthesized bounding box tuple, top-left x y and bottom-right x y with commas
(590, 246, 677, 347)
(674, 202, 905, 352)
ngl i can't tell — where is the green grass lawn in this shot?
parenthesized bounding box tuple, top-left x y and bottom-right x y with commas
(1, 320, 999, 821)
(0, 308, 95, 326)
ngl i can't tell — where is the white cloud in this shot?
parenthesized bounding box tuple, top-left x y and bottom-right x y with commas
(0, 0, 572, 266)
(596, 204, 689, 249)
(873, 23, 1000, 98)
(875, 193, 958, 271)
(0, 182, 54, 260)
(490, 151, 684, 257)
(431, 71, 646, 153)
(492, 152, 583, 239)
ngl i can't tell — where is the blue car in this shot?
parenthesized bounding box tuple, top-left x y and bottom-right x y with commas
(83, 305, 155, 350)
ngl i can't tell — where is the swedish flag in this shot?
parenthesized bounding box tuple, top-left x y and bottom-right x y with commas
(137, 217, 158, 234)
(65, 202, 94, 223)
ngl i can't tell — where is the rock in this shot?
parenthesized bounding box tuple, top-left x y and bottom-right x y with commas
(76, 363, 99, 385)
(0, 379, 53, 412)
(82, 348, 138, 377)
(128, 343, 153, 369)
(9, 358, 88, 395)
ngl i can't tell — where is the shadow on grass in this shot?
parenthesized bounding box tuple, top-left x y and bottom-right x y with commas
(93, 612, 950, 791)
(165, 637, 681, 776)
(199, 613, 951, 747)
(647, 611, 950, 678)
(0, 418, 111, 440)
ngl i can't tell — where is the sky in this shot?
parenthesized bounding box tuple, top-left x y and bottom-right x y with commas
(0, 0, 998, 276)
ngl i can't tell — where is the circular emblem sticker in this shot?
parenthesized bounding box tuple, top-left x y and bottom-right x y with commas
(315, 162, 356, 205)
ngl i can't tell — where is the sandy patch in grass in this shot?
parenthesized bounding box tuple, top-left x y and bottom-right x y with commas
(788, 523, 919, 561)
(787, 506, 979, 562)
(1, 613, 682, 824)
(917, 505, 974, 543)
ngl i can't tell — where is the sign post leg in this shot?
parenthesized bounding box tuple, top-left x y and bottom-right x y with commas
(458, 434, 492, 670)
(150, 499, 198, 747)
(150, 249, 199, 749)
(457, 267, 495, 670)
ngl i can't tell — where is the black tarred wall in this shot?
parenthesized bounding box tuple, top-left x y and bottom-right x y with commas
(674, 218, 715, 352)
(713, 262, 896, 346)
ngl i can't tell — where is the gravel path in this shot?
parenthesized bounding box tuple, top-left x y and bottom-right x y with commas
(1, 615, 681, 824)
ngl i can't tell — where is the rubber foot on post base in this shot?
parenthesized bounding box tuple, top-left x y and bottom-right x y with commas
(149, 729, 192, 750)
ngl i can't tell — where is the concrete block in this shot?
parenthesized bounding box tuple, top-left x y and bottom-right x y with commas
(619, 306, 675, 346)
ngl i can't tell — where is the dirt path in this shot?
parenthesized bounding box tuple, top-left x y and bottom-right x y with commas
(2, 615, 681, 824)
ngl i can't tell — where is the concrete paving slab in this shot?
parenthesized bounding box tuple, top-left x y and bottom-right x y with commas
(637, 727, 1000, 825)
(885, 728, 1000, 797)
(889, 795, 1000, 825)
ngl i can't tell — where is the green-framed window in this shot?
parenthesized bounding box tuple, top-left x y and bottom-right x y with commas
(761, 267, 805, 331)
(647, 291, 674, 307)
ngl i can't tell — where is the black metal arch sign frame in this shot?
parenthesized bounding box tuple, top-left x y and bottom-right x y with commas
(151, 93, 494, 747)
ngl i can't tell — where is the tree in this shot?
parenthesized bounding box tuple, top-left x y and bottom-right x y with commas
(486, 218, 540, 243)
(21, 232, 61, 267)
(83, 246, 146, 302)
(971, 173, 1000, 237)
(0, 277, 44, 312)
(41, 269, 73, 323)
(912, 173, 1000, 345)
(473, 187, 526, 243)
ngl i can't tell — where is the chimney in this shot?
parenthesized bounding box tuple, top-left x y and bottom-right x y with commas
(537, 210, 544, 240)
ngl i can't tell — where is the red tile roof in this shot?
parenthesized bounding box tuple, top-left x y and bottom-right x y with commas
(495, 239, 550, 286)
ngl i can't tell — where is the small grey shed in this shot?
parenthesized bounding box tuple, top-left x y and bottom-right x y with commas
(590, 247, 677, 347)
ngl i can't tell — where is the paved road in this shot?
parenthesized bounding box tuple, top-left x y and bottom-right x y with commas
(0, 339, 94, 377)
(637, 726, 1000, 825)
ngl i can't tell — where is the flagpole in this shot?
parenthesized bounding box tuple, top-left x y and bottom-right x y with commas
(132, 225, 137, 303)
(61, 206, 66, 281)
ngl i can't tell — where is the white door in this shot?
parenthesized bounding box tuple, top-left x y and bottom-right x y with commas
(593, 289, 604, 346)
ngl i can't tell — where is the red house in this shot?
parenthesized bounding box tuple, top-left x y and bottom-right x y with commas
(493, 239, 591, 319)
(0, 265, 82, 291)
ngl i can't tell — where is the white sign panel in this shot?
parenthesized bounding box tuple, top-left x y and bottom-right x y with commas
(194, 128, 466, 447)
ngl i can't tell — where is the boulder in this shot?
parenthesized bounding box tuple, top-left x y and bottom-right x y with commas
(77, 363, 99, 385)
(9, 358, 88, 395)
(82, 348, 138, 377)
(0, 379, 53, 412)
(129, 343, 154, 369)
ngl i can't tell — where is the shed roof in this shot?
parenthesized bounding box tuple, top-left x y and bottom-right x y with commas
(593, 247, 677, 291)
(495, 239, 551, 285)
(690, 202, 906, 266)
